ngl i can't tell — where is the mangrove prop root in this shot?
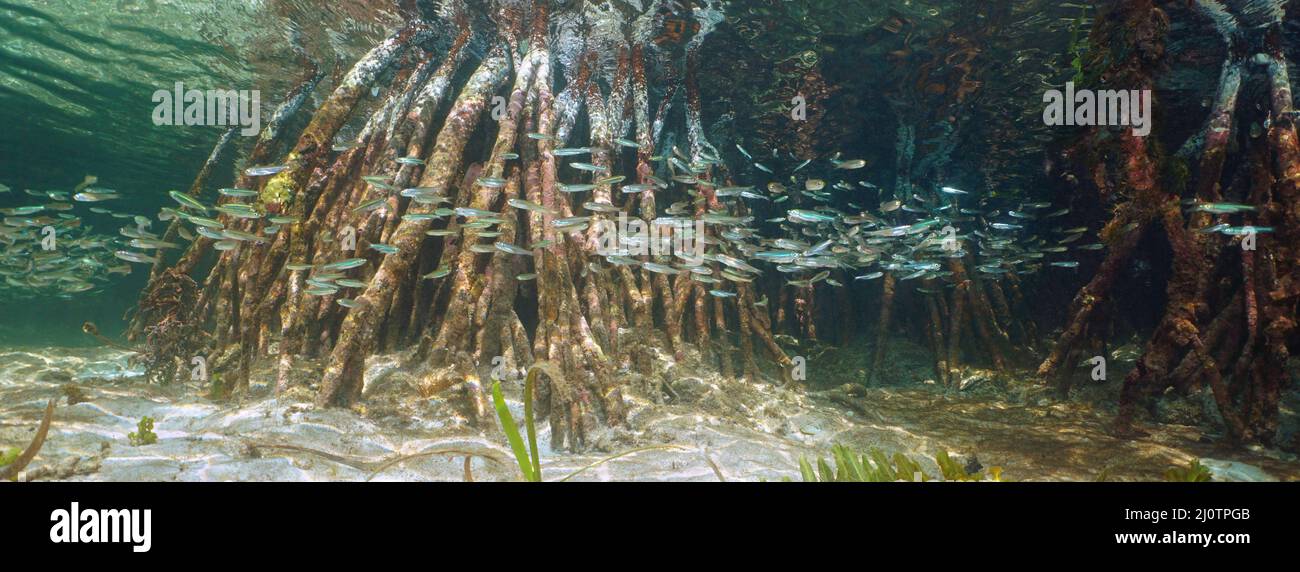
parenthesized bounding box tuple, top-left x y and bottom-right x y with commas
(871, 272, 896, 383)
(132, 268, 203, 385)
(1031, 1, 1297, 445)
(946, 281, 968, 387)
(136, 62, 324, 324)
(115, 2, 1227, 453)
(317, 51, 511, 407)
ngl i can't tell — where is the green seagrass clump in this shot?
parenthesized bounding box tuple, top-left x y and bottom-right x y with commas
(793, 444, 1004, 482)
(1163, 459, 1213, 482)
(0, 446, 20, 467)
(491, 363, 549, 482)
(128, 416, 158, 447)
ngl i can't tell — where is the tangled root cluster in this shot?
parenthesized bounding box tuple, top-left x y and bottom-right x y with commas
(131, 269, 205, 385)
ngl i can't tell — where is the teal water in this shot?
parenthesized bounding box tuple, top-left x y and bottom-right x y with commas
(0, 0, 400, 344)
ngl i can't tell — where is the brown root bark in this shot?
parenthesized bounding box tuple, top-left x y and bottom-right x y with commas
(316, 50, 511, 407)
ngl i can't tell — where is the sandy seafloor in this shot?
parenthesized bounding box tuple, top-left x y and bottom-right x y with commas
(2, 344, 1298, 482)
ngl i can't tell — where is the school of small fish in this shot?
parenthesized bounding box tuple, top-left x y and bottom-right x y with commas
(545, 142, 1120, 298)
(0, 177, 141, 297)
(0, 140, 1269, 304)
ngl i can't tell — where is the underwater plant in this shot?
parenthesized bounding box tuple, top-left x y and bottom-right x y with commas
(489, 362, 693, 482)
(794, 445, 1003, 482)
(128, 416, 159, 447)
(1066, 6, 1090, 86)
(0, 447, 19, 468)
(61, 384, 89, 405)
(490, 364, 544, 483)
(1163, 459, 1214, 483)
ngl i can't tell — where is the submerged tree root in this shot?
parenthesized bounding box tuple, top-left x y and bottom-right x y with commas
(126, 2, 802, 456)
(123, 0, 1295, 459)
(1038, 1, 1298, 446)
